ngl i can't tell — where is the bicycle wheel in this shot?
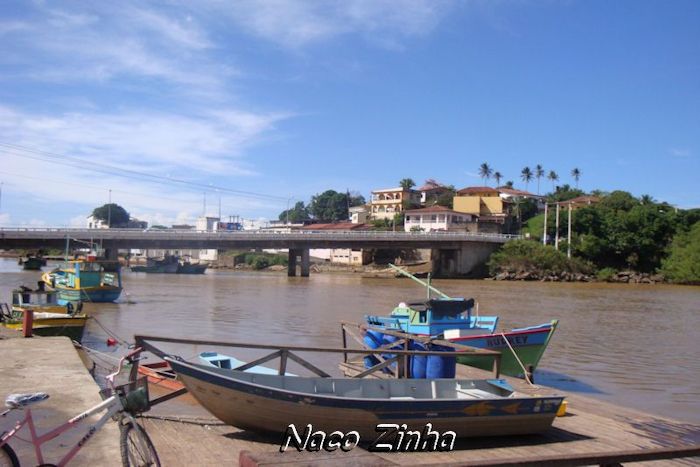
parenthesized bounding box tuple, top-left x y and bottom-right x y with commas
(0, 444, 19, 467)
(119, 421, 160, 467)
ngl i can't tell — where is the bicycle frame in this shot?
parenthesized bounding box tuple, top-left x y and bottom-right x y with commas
(1, 392, 126, 466)
(1, 347, 143, 466)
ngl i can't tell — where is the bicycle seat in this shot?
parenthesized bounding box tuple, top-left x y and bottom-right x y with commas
(5, 392, 49, 409)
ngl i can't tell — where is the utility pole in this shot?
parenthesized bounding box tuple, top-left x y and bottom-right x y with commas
(555, 203, 560, 250)
(107, 189, 112, 228)
(542, 203, 548, 245)
(217, 190, 221, 220)
(567, 202, 572, 258)
(285, 197, 291, 225)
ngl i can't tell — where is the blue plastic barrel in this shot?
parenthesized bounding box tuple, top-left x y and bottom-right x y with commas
(410, 342, 427, 379)
(363, 330, 384, 369)
(426, 344, 456, 378)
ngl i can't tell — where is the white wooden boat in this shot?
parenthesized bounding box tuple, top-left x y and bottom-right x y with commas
(166, 358, 564, 439)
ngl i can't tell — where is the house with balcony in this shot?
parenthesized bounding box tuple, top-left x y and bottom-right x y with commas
(452, 186, 511, 233)
(404, 206, 475, 232)
(370, 187, 421, 220)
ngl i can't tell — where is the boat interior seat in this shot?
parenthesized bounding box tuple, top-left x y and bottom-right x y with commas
(455, 388, 495, 399)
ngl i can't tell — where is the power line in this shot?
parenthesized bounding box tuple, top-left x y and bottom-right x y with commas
(0, 142, 291, 202)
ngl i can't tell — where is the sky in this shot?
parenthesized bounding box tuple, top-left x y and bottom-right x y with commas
(0, 0, 698, 227)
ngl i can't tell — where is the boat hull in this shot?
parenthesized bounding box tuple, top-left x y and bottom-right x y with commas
(1, 317, 86, 341)
(452, 323, 557, 378)
(55, 288, 122, 304)
(168, 360, 563, 439)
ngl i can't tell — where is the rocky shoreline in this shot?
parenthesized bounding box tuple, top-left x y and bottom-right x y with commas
(491, 270, 665, 284)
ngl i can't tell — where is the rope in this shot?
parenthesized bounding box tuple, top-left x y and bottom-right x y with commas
(499, 332, 537, 387)
(91, 316, 132, 346)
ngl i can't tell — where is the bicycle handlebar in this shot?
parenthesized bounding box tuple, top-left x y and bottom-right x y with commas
(105, 347, 143, 389)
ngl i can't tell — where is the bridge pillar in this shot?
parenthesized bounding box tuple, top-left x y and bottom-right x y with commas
(300, 249, 310, 277)
(432, 243, 501, 277)
(287, 250, 298, 277)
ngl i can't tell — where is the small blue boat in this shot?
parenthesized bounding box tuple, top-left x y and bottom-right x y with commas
(199, 352, 297, 376)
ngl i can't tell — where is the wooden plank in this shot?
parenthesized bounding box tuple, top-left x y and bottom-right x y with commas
(286, 351, 331, 377)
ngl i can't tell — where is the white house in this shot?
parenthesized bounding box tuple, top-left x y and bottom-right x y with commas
(404, 206, 475, 232)
(196, 216, 220, 261)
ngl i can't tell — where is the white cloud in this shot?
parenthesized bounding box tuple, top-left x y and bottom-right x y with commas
(200, 0, 454, 48)
(0, 105, 290, 175)
(669, 148, 691, 158)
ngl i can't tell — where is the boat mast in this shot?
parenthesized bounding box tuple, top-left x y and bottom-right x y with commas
(388, 263, 450, 299)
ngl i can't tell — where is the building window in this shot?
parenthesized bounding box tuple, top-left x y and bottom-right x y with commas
(431, 215, 437, 221)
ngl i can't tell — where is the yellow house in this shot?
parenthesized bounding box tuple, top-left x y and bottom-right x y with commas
(453, 187, 506, 217)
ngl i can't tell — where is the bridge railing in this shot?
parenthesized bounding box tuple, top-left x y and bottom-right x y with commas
(0, 227, 521, 242)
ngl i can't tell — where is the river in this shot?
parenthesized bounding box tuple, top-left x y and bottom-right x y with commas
(1, 258, 699, 424)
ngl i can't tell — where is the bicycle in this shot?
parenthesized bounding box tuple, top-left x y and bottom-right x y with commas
(0, 347, 160, 466)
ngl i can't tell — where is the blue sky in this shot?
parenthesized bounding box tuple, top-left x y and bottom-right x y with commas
(0, 0, 698, 227)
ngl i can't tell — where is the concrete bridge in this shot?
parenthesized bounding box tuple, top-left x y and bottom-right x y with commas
(0, 228, 519, 277)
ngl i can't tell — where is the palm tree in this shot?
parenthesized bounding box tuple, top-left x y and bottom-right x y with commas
(640, 194, 654, 205)
(571, 168, 581, 188)
(493, 171, 503, 187)
(535, 164, 545, 195)
(399, 178, 415, 190)
(505, 180, 514, 188)
(520, 167, 533, 191)
(547, 170, 559, 191)
(478, 163, 493, 185)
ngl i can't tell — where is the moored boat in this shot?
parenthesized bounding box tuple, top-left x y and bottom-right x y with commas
(42, 260, 122, 304)
(366, 299, 558, 378)
(176, 260, 207, 274)
(0, 307, 87, 341)
(365, 265, 558, 379)
(131, 255, 179, 273)
(18, 255, 47, 270)
(166, 358, 564, 439)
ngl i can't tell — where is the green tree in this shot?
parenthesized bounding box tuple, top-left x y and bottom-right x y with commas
(92, 203, 129, 227)
(278, 201, 310, 223)
(573, 191, 679, 272)
(547, 170, 559, 191)
(547, 184, 584, 203)
(435, 185, 457, 208)
(399, 178, 415, 190)
(493, 172, 503, 187)
(478, 163, 493, 185)
(660, 221, 700, 284)
(309, 190, 350, 221)
(520, 167, 533, 191)
(571, 168, 582, 188)
(504, 181, 514, 188)
(535, 164, 545, 194)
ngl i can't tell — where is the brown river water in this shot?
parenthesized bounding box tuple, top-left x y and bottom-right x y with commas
(1, 258, 699, 424)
